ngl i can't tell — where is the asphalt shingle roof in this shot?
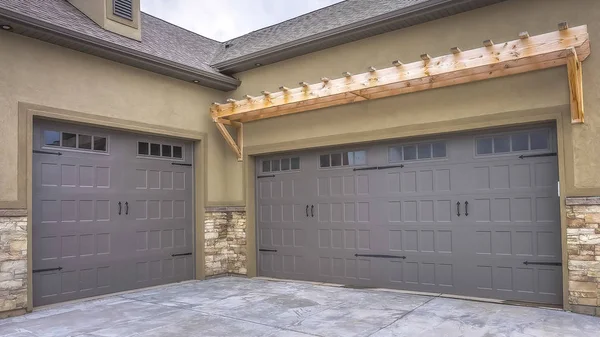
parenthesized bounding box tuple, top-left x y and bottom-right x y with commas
(0, 0, 223, 75)
(1, 0, 496, 83)
(0, 0, 439, 74)
(211, 0, 430, 65)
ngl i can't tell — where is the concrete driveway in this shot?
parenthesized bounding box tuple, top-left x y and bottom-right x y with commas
(1, 277, 599, 337)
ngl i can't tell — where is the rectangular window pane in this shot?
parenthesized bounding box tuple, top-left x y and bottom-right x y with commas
(320, 154, 330, 168)
(403, 145, 416, 160)
(78, 134, 92, 150)
(94, 137, 107, 152)
(331, 153, 342, 167)
(432, 142, 446, 158)
(272, 159, 280, 171)
(389, 147, 402, 163)
(530, 130, 549, 150)
(342, 152, 350, 166)
(150, 143, 160, 156)
(418, 143, 431, 159)
(511, 133, 529, 151)
(138, 142, 149, 155)
(262, 160, 271, 172)
(494, 136, 510, 153)
(281, 158, 290, 171)
(162, 144, 172, 157)
(62, 132, 76, 148)
(44, 131, 60, 146)
(354, 151, 367, 165)
(173, 146, 183, 158)
(291, 157, 300, 170)
(477, 138, 493, 155)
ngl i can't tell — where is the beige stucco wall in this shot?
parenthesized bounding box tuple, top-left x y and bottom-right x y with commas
(231, 0, 600, 197)
(0, 31, 239, 204)
(1, 0, 599, 205)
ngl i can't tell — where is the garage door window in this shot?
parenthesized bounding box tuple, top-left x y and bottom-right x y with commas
(262, 157, 300, 173)
(138, 142, 183, 160)
(44, 130, 108, 153)
(319, 151, 366, 168)
(389, 142, 446, 163)
(476, 129, 550, 156)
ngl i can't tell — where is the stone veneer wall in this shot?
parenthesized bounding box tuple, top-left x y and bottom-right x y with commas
(0, 210, 28, 317)
(204, 207, 247, 277)
(566, 197, 600, 316)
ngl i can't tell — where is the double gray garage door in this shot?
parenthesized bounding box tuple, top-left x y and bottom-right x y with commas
(257, 125, 562, 305)
(32, 120, 194, 306)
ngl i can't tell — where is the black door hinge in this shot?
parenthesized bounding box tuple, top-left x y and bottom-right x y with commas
(523, 261, 562, 266)
(354, 254, 406, 259)
(172, 163, 192, 167)
(259, 249, 277, 252)
(518, 153, 557, 159)
(377, 164, 404, 170)
(171, 252, 193, 257)
(33, 267, 63, 273)
(33, 150, 62, 156)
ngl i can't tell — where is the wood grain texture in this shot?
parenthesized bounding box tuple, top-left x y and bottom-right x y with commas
(211, 25, 590, 123)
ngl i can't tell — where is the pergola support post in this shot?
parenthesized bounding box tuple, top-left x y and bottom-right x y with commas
(567, 47, 585, 123)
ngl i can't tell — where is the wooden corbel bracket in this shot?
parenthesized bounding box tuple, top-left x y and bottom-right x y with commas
(214, 117, 243, 161)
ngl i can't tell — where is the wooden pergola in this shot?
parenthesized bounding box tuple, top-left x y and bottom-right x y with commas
(211, 23, 589, 161)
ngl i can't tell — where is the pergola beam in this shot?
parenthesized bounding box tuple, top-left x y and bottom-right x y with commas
(212, 25, 589, 124)
(210, 24, 590, 159)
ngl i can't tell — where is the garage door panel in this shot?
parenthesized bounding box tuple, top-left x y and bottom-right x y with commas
(257, 126, 561, 304)
(33, 121, 194, 306)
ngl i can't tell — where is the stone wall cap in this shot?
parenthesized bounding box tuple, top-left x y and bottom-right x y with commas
(205, 206, 245, 212)
(0, 209, 27, 217)
(566, 197, 600, 206)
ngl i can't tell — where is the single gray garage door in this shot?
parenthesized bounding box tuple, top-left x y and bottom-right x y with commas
(33, 120, 194, 306)
(257, 125, 562, 305)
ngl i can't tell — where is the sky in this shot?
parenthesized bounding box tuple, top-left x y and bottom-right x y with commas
(141, 0, 345, 42)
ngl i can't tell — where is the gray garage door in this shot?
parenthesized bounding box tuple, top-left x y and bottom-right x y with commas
(33, 120, 194, 306)
(257, 125, 562, 305)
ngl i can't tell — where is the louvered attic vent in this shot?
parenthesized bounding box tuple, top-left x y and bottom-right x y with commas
(113, 0, 133, 20)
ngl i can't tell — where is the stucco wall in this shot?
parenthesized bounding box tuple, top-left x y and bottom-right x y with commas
(0, 31, 239, 204)
(2, 0, 599, 205)
(231, 0, 600, 195)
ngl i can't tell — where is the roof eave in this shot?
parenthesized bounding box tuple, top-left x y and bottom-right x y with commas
(0, 8, 240, 91)
(211, 0, 499, 73)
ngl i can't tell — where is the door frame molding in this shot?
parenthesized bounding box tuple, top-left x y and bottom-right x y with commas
(243, 105, 572, 310)
(18, 102, 208, 311)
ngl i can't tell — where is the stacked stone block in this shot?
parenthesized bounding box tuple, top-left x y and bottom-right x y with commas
(0, 213, 27, 316)
(566, 197, 600, 316)
(204, 207, 246, 277)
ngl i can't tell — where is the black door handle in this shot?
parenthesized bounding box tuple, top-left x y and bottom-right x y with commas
(456, 201, 460, 217)
(464, 201, 469, 216)
(306, 205, 309, 217)
(118, 202, 122, 215)
(311, 205, 314, 217)
(125, 202, 129, 215)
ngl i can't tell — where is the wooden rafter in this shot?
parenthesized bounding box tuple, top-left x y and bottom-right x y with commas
(211, 23, 590, 158)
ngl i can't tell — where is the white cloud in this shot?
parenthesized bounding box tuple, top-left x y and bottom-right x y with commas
(141, 0, 344, 41)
